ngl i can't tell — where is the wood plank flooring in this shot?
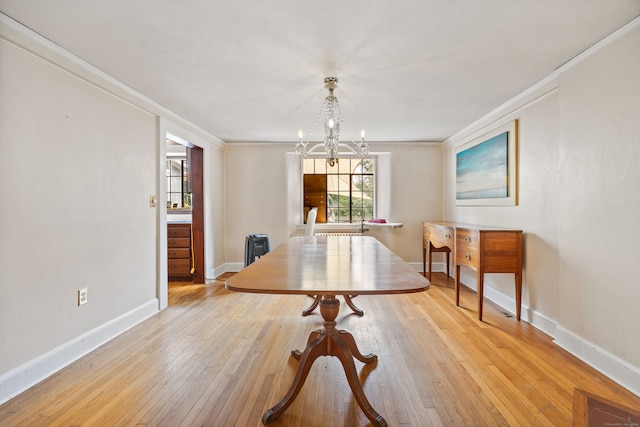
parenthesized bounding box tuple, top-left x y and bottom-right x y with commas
(1, 273, 639, 426)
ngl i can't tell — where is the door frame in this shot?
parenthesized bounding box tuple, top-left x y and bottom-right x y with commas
(157, 119, 211, 309)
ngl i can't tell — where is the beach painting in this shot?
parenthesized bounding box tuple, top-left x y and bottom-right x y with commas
(456, 120, 518, 206)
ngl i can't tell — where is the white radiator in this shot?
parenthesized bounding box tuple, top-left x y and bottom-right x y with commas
(315, 232, 364, 236)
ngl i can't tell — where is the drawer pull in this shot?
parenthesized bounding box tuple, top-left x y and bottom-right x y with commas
(465, 254, 471, 260)
(445, 234, 451, 239)
(465, 236, 471, 242)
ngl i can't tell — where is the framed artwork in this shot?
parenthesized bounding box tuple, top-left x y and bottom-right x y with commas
(455, 119, 518, 206)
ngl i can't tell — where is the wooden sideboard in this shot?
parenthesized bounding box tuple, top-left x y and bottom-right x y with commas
(423, 221, 523, 321)
(168, 223, 192, 281)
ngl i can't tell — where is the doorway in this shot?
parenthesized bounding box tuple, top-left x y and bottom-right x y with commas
(166, 138, 205, 285)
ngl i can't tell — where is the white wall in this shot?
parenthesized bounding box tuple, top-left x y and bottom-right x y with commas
(0, 15, 227, 403)
(442, 19, 640, 394)
(555, 21, 640, 383)
(0, 29, 158, 386)
(206, 141, 227, 278)
(224, 143, 292, 267)
(224, 142, 443, 268)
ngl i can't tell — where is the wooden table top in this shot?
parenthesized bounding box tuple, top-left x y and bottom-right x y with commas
(226, 235, 430, 295)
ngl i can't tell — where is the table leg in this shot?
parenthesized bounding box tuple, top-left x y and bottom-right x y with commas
(301, 295, 321, 316)
(515, 271, 522, 321)
(302, 295, 363, 316)
(455, 264, 461, 307)
(262, 295, 386, 427)
(344, 295, 364, 316)
(477, 270, 485, 321)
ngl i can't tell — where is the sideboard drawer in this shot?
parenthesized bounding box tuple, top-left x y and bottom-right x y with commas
(456, 229, 479, 248)
(429, 225, 454, 248)
(456, 246, 479, 268)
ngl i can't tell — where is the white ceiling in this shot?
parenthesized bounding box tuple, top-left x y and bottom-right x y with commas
(1, 1, 639, 143)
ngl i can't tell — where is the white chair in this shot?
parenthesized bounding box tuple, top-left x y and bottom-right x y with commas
(304, 207, 317, 236)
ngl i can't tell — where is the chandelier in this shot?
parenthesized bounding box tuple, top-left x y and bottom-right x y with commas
(295, 77, 369, 167)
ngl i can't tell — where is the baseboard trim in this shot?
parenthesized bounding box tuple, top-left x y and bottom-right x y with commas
(456, 269, 640, 397)
(224, 262, 245, 273)
(0, 299, 159, 405)
(554, 326, 640, 397)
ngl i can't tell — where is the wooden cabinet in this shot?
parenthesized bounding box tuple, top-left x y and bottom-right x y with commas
(303, 175, 327, 223)
(423, 221, 523, 321)
(168, 223, 192, 281)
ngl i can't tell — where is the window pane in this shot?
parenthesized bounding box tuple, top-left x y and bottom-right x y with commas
(361, 175, 373, 190)
(169, 193, 182, 207)
(337, 191, 350, 203)
(327, 175, 339, 192)
(357, 158, 374, 173)
(171, 177, 181, 192)
(327, 207, 337, 222)
(303, 158, 315, 174)
(338, 176, 350, 191)
(327, 193, 340, 208)
(315, 158, 327, 174)
(339, 158, 351, 174)
(352, 191, 365, 205)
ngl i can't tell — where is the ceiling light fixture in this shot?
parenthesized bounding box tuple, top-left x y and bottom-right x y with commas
(295, 77, 369, 167)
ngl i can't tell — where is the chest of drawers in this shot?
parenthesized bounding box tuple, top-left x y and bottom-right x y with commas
(423, 222, 523, 321)
(168, 223, 192, 281)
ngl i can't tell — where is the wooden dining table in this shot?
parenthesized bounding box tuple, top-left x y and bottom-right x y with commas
(225, 235, 430, 426)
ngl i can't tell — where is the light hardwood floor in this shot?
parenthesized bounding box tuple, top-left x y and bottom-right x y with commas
(1, 273, 639, 426)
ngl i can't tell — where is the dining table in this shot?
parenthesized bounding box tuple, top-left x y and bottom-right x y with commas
(225, 235, 430, 426)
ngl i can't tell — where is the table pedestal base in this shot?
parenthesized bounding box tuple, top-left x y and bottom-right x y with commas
(262, 295, 386, 427)
(302, 294, 364, 316)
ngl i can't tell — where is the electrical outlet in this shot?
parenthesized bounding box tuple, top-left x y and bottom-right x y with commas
(78, 288, 88, 306)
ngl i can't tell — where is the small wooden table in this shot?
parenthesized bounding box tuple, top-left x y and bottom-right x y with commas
(226, 235, 430, 426)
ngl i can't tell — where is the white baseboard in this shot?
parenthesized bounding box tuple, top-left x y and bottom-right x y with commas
(0, 299, 159, 405)
(224, 262, 245, 273)
(208, 264, 229, 280)
(554, 326, 640, 397)
(456, 269, 640, 397)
